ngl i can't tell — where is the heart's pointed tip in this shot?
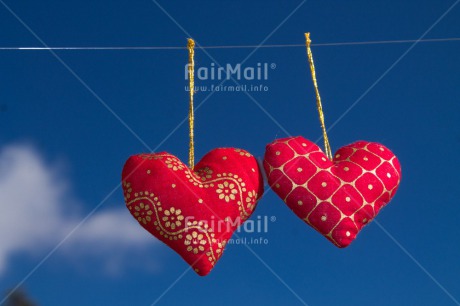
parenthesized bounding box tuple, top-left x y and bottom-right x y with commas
(194, 267, 212, 277)
(326, 232, 355, 248)
(336, 241, 352, 248)
(329, 237, 355, 248)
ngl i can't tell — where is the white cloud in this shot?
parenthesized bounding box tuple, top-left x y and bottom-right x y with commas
(0, 144, 154, 275)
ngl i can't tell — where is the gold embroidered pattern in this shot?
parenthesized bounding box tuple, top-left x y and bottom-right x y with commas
(234, 149, 251, 157)
(123, 149, 260, 269)
(185, 230, 207, 254)
(123, 181, 133, 200)
(195, 167, 213, 181)
(133, 202, 153, 225)
(140, 151, 257, 219)
(163, 207, 184, 230)
(216, 181, 238, 203)
(184, 161, 256, 220)
(245, 190, 258, 211)
(265, 138, 400, 247)
(165, 157, 185, 171)
(123, 187, 225, 266)
(139, 154, 164, 160)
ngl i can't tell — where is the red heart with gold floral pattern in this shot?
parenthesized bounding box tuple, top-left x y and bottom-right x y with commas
(122, 148, 263, 276)
(264, 136, 401, 248)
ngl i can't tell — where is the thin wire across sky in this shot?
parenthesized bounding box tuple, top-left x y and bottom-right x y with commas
(0, 37, 458, 50)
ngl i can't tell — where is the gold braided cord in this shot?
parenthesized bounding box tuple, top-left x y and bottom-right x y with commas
(187, 38, 195, 169)
(305, 33, 333, 160)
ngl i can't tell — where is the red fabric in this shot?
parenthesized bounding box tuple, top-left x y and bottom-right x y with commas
(264, 136, 401, 248)
(122, 148, 264, 276)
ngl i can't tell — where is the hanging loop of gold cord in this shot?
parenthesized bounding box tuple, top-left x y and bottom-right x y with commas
(305, 33, 333, 160)
(187, 38, 195, 169)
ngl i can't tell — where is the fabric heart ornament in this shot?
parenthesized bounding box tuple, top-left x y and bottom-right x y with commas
(122, 148, 263, 276)
(264, 136, 401, 248)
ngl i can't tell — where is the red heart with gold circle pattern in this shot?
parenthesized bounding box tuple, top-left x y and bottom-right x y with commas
(122, 148, 263, 275)
(264, 136, 401, 247)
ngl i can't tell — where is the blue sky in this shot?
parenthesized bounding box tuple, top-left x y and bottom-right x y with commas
(0, 0, 459, 305)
